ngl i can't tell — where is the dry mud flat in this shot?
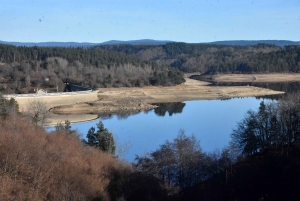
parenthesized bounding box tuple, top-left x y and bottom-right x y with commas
(51, 76, 285, 115)
(198, 73, 300, 83)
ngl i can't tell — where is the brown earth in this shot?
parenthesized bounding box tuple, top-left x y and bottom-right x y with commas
(198, 73, 300, 82)
(51, 75, 285, 115)
(46, 113, 99, 126)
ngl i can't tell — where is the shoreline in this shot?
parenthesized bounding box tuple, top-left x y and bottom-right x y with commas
(194, 73, 300, 83)
(50, 75, 286, 115)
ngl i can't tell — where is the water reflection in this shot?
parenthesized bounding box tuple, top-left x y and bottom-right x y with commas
(96, 102, 186, 120)
(97, 111, 143, 121)
(53, 98, 264, 161)
(154, 102, 186, 116)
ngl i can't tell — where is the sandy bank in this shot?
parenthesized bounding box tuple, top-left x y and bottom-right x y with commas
(51, 76, 284, 115)
(46, 113, 99, 127)
(197, 73, 300, 83)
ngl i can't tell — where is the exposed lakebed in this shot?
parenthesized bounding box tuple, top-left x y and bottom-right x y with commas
(47, 80, 300, 161)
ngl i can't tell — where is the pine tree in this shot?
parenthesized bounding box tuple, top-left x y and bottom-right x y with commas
(0, 94, 7, 118)
(96, 121, 116, 155)
(86, 126, 96, 146)
(55, 120, 74, 135)
(64, 120, 72, 134)
(86, 121, 116, 155)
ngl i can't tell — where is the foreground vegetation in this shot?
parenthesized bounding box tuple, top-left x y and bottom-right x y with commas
(1, 93, 300, 200)
(0, 98, 130, 200)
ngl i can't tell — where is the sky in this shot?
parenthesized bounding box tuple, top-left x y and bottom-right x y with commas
(1, 0, 300, 43)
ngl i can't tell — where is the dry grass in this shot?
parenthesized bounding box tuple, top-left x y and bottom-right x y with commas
(0, 115, 131, 201)
(51, 77, 284, 115)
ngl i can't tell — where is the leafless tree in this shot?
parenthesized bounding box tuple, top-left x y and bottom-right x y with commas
(26, 99, 50, 126)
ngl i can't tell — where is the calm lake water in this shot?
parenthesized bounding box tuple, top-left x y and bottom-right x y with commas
(48, 97, 270, 161)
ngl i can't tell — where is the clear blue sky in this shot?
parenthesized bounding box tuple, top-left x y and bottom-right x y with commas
(1, 0, 300, 43)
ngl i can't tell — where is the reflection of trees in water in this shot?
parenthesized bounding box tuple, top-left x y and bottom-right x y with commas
(97, 111, 141, 120)
(154, 102, 186, 116)
(116, 113, 134, 120)
(97, 114, 113, 120)
(96, 103, 186, 120)
(255, 94, 282, 101)
(143, 109, 151, 114)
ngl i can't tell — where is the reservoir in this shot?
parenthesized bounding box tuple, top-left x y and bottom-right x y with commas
(48, 97, 269, 161)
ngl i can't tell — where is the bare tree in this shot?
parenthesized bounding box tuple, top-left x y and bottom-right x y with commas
(134, 129, 203, 189)
(26, 99, 50, 126)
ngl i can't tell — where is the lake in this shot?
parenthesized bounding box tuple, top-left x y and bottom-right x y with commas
(48, 97, 270, 161)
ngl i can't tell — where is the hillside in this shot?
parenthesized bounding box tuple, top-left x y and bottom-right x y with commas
(0, 113, 132, 200)
(0, 44, 184, 94)
(1, 41, 300, 95)
(93, 42, 300, 74)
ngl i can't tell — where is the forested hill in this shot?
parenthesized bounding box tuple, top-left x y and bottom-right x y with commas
(1, 42, 300, 94)
(207, 40, 300, 47)
(93, 43, 300, 74)
(1, 39, 298, 47)
(0, 44, 184, 94)
(0, 39, 173, 47)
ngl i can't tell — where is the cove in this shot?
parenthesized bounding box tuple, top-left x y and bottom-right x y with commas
(48, 97, 268, 161)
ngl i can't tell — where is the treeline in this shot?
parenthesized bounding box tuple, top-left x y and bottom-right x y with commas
(0, 44, 184, 94)
(193, 95, 300, 200)
(129, 95, 300, 200)
(94, 42, 300, 74)
(134, 130, 239, 190)
(1, 42, 299, 94)
(231, 95, 300, 156)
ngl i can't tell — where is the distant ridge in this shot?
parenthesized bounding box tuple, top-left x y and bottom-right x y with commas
(100, 39, 173, 45)
(0, 39, 173, 47)
(207, 40, 300, 47)
(0, 41, 97, 47)
(0, 39, 299, 47)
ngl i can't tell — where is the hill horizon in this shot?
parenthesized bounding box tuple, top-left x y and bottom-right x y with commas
(0, 39, 299, 47)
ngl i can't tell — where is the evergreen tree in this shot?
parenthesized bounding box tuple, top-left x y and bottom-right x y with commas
(0, 94, 7, 118)
(86, 126, 96, 145)
(64, 120, 72, 134)
(55, 119, 74, 135)
(0, 95, 19, 118)
(86, 121, 116, 155)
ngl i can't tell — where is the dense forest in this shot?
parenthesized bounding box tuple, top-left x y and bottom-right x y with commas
(1, 93, 300, 200)
(0, 44, 184, 94)
(1, 42, 300, 94)
(94, 42, 300, 74)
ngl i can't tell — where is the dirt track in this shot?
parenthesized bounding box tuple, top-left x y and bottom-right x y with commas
(51, 75, 285, 115)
